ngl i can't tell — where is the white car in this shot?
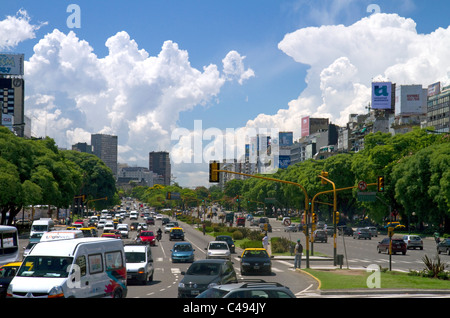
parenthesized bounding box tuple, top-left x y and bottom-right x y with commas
(124, 244, 154, 285)
(205, 241, 231, 260)
(155, 214, 163, 220)
(104, 222, 115, 232)
(137, 223, 147, 231)
(97, 220, 106, 229)
(164, 223, 175, 233)
(117, 224, 129, 238)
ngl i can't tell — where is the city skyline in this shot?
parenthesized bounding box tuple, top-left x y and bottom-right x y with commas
(2, 1, 450, 187)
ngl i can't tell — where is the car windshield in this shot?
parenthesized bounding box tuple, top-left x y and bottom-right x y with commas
(31, 225, 48, 232)
(209, 243, 228, 250)
(243, 250, 269, 258)
(125, 252, 146, 263)
(173, 244, 192, 252)
(186, 263, 221, 276)
(18, 256, 73, 278)
(196, 287, 229, 298)
(141, 232, 154, 237)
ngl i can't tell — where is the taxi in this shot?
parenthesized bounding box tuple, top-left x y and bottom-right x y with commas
(101, 232, 121, 239)
(239, 248, 272, 275)
(0, 262, 23, 297)
(169, 227, 185, 241)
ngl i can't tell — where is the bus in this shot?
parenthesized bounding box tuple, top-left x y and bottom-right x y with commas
(0, 225, 20, 266)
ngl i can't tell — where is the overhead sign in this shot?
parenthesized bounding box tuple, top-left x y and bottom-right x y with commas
(372, 82, 392, 109)
(0, 53, 24, 76)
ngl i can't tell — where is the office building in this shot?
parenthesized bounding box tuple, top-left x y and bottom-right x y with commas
(149, 151, 171, 186)
(91, 134, 118, 178)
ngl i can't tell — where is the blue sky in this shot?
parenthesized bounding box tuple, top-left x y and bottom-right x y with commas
(2, 1, 450, 187)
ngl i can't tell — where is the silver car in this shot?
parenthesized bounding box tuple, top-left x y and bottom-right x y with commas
(402, 235, 423, 250)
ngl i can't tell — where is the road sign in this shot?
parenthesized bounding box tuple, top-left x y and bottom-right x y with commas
(357, 192, 377, 202)
(358, 181, 367, 191)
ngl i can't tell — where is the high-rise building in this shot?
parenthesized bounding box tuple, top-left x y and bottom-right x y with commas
(91, 134, 118, 178)
(149, 151, 171, 186)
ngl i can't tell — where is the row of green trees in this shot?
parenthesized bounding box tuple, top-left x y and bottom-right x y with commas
(0, 127, 119, 225)
(129, 128, 450, 234)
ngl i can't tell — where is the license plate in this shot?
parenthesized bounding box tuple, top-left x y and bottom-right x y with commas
(127, 274, 132, 279)
(191, 290, 199, 295)
(253, 266, 260, 269)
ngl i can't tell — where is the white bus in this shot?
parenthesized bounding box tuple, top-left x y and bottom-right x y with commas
(0, 225, 20, 266)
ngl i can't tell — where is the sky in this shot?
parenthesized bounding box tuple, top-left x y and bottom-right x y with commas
(2, 0, 450, 188)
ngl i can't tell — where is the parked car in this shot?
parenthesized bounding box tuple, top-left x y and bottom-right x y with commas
(215, 235, 235, 253)
(437, 238, 450, 255)
(338, 226, 354, 236)
(313, 229, 327, 243)
(178, 259, 238, 298)
(353, 228, 371, 240)
(365, 226, 378, 237)
(196, 280, 295, 298)
(169, 227, 185, 241)
(239, 248, 272, 275)
(377, 238, 407, 255)
(402, 235, 423, 250)
(205, 241, 231, 260)
(124, 244, 154, 285)
(139, 231, 156, 246)
(171, 242, 195, 263)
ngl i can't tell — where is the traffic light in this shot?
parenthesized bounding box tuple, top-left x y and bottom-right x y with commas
(209, 161, 220, 183)
(312, 213, 317, 223)
(236, 195, 239, 202)
(334, 211, 340, 224)
(321, 170, 329, 185)
(377, 176, 385, 192)
(166, 192, 171, 200)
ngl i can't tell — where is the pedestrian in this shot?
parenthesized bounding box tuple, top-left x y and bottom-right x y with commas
(294, 239, 303, 269)
(262, 232, 269, 253)
(202, 223, 206, 235)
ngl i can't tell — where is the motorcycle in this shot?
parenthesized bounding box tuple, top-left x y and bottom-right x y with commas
(157, 232, 162, 241)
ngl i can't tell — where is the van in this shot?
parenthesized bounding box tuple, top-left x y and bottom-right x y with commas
(30, 218, 55, 238)
(40, 230, 84, 242)
(7, 238, 127, 298)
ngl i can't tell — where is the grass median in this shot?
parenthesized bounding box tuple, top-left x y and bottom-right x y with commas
(302, 268, 450, 290)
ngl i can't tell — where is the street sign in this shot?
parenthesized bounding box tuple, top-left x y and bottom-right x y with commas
(358, 181, 367, 191)
(357, 192, 377, 202)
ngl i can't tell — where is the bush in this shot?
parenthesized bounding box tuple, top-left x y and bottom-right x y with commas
(271, 237, 294, 254)
(232, 230, 243, 240)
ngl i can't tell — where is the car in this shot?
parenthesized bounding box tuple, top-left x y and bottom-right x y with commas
(385, 222, 406, 230)
(162, 217, 170, 225)
(313, 229, 327, 243)
(365, 226, 378, 237)
(338, 226, 354, 236)
(402, 235, 423, 250)
(137, 223, 147, 231)
(124, 244, 154, 285)
(103, 222, 115, 232)
(117, 224, 129, 238)
(0, 262, 27, 298)
(178, 259, 238, 298)
(284, 224, 298, 232)
(171, 242, 195, 263)
(239, 248, 272, 275)
(205, 241, 231, 260)
(155, 214, 163, 220)
(139, 231, 156, 246)
(214, 235, 235, 253)
(437, 238, 450, 255)
(130, 222, 139, 231)
(101, 232, 121, 239)
(97, 220, 106, 229)
(236, 217, 245, 227)
(164, 222, 176, 233)
(196, 280, 296, 298)
(353, 228, 371, 240)
(146, 217, 155, 225)
(377, 237, 407, 255)
(169, 227, 185, 241)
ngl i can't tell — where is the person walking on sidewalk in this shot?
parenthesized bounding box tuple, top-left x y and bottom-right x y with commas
(262, 232, 269, 254)
(294, 239, 303, 269)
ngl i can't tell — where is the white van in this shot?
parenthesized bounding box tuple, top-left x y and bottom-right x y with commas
(7, 238, 127, 298)
(30, 218, 55, 237)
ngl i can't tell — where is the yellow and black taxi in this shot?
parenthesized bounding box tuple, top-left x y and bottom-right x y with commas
(239, 248, 272, 275)
(0, 262, 25, 298)
(169, 227, 185, 241)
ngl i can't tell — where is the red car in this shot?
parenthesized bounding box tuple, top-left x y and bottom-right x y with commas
(101, 232, 121, 239)
(139, 231, 156, 246)
(377, 238, 406, 255)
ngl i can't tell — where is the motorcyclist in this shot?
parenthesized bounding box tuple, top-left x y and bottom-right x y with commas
(157, 227, 162, 241)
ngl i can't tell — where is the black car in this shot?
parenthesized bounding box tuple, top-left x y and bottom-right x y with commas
(215, 235, 236, 253)
(178, 259, 238, 298)
(196, 280, 295, 298)
(239, 248, 272, 275)
(437, 238, 450, 255)
(314, 229, 327, 243)
(169, 228, 185, 241)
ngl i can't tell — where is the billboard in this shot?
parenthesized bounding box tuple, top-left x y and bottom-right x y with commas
(427, 82, 441, 97)
(372, 82, 392, 109)
(0, 54, 24, 76)
(279, 132, 293, 147)
(301, 116, 310, 137)
(279, 155, 291, 169)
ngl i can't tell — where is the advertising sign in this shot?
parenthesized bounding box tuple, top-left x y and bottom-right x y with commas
(0, 54, 24, 76)
(279, 132, 293, 147)
(279, 155, 291, 169)
(372, 82, 392, 109)
(301, 116, 310, 137)
(427, 82, 441, 97)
